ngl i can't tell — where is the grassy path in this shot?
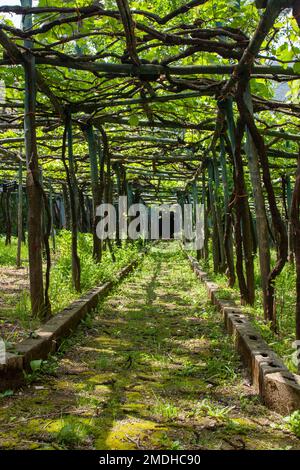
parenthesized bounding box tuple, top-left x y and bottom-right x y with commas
(0, 246, 299, 450)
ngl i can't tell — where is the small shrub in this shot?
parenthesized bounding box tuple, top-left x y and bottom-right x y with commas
(55, 418, 92, 448)
(286, 410, 300, 438)
(154, 401, 179, 420)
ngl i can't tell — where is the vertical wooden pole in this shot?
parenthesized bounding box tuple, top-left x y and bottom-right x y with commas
(62, 183, 70, 230)
(201, 171, 209, 261)
(220, 135, 235, 286)
(16, 161, 23, 268)
(286, 174, 294, 264)
(223, 99, 255, 305)
(66, 118, 81, 292)
(40, 168, 45, 254)
(207, 160, 221, 273)
(22, 0, 45, 317)
(244, 84, 271, 319)
(212, 151, 226, 272)
(86, 124, 102, 262)
(5, 191, 12, 246)
(191, 181, 201, 261)
(49, 183, 56, 253)
(290, 152, 300, 351)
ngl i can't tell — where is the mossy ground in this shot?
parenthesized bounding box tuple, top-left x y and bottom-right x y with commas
(0, 244, 299, 450)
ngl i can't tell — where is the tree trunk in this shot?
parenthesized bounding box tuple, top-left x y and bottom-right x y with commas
(62, 183, 71, 230)
(220, 135, 235, 286)
(86, 124, 102, 262)
(22, 0, 45, 317)
(236, 77, 288, 330)
(5, 192, 12, 246)
(62, 116, 81, 292)
(243, 85, 271, 318)
(16, 162, 23, 268)
(291, 150, 300, 345)
(286, 174, 294, 264)
(223, 99, 255, 304)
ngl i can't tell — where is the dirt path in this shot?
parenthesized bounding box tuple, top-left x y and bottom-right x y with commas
(0, 246, 299, 450)
(0, 266, 30, 343)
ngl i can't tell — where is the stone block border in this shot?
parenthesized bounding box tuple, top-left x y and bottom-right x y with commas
(0, 254, 143, 392)
(187, 254, 300, 415)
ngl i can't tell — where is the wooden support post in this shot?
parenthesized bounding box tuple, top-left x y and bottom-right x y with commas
(212, 151, 226, 273)
(16, 161, 23, 268)
(201, 171, 209, 262)
(291, 151, 300, 352)
(114, 164, 121, 247)
(244, 84, 271, 318)
(286, 174, 294, 264)
(5, 191, 11, 246)
(86, 124, 102, 262)
(223, 98, 255, 305)
(191, 182, 201, 261)
(49, 183, 56, 253)
(220, 135, 235, 286)
(207, 161, 221, 273)
(66, 118, 81, 292)
(62, 183, 70, 230)
(22, 0, 45, 318)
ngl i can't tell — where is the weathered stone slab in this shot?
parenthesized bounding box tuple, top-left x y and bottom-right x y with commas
(213, 296, 234, 312)
(206, 282, 219, 301)
(221, 306, 243, 323)
(227, 313, 288, 392)
(0, 353, 24, 391)
(187, 255, 208, 280)
(253, 350, 287, 393)
(224, 310, 248, 334)
(262, 372, 300, 414)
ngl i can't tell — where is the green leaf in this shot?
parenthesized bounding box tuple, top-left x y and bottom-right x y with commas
(293, 62, 300, 74)
(30, 360, 43, 372)
(0, 390, 14, 399)
(129, 115, 139, 127)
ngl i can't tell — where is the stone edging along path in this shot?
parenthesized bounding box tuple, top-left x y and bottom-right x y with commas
(0, 254, 144, 393)
(186, 254, 300, 416)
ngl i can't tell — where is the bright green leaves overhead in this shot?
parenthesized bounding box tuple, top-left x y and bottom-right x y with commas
(251, 79, 273, 99)
(276, 43, 300, 65)
(128, 115, 140, 127)
(293, 62, 300, 74)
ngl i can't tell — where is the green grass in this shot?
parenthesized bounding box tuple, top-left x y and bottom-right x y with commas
(153, 401, 180, 420)
(14, 291, 32, 322)
(49, 230, 141, 313)
(55, 417, 94, 448)
(0, 230, 142, 341)
(0, 236, 28, 266)
(197, 399, 235, 421)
